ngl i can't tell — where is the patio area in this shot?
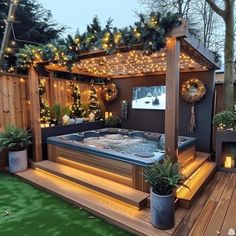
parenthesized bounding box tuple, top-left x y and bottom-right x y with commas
(0, 1, 236, 235)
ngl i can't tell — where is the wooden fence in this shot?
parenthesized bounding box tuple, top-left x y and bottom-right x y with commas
(214, 83, 236, 114)
(0, 72, 103, 132)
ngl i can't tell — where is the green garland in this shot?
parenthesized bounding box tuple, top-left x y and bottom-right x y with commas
(16, 12, 182, 70)
(39, 79, 50, 123)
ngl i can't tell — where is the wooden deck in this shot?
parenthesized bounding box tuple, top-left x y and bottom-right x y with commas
(174, 172, 236, 236)
(16, 168, 187, 236)
(16, 170, 236, 236)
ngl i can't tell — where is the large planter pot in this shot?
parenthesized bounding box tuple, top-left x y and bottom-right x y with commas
(216, 131, 236, 171)
(9, 149, 28, 173)
(150, 188, 175, 230)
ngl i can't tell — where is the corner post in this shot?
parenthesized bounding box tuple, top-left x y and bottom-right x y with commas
(165, 37, 180, 163)
(28, 66, 42, 162)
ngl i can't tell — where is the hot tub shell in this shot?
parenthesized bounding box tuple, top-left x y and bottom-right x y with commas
(47, 128, 196, 192)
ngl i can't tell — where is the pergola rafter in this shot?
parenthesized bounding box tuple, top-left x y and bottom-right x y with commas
(29, 21, 220, 162)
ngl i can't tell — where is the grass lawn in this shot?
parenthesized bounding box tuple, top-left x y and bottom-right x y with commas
(0, 172, 133, 236)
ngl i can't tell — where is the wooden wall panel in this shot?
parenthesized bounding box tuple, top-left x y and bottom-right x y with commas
(0, 73, 104, 132)
(215, 83, 236, 114)
(0, 74, 29, 130)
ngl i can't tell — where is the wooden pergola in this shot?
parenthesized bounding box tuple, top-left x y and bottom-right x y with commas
(28, 22, 220, 162)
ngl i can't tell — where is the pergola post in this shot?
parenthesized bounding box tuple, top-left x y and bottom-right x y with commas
(165, 37, 180, 163)
(28, 66, 42, 162)
(49, 71, 56, 106)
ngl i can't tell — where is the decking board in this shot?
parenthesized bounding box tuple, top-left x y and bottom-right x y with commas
(16, 168, 188, 236)
(33, 160, 149, 209)
(173, 171, 224, 236)
(188, 172, 231, 236)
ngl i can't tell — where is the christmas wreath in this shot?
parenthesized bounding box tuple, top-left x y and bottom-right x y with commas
(181, 78, 206, 133)
(181, 78, 206, 103)
(102, 83, 119, 102)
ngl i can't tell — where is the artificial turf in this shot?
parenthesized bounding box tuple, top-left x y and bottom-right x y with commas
(0, 172, 133, 236)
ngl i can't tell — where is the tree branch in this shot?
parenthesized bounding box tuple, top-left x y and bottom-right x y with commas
(205, 0, 225, 19)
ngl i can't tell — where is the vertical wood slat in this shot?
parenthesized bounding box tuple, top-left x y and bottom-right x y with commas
(165, 37, 180, 163)
(0, 75, 3, 131)
(14, 77, 22, 128)
(20, 77, 28, 129)
(8, 76, 15, 124)
(2, 75, 10, 126)
(28, 67, 42, 162)
(49, 71, 55, 106)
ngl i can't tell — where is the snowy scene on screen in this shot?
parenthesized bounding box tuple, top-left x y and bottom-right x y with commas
(132, 86, 166, 110)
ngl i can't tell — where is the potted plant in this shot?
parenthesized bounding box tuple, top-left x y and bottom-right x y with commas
(0, 124, 31, 173)
(144, 157, 186, 230)
(51, 103, 63, 125)
(213, 111, 236, 170)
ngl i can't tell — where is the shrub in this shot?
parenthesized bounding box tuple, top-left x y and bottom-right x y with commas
(213, 111, 236, 131)
(105, 116, 121, 127)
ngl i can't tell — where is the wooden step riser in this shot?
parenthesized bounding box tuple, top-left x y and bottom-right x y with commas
(32, 162, 149, 210)
(178, 164, 216, 209)
(182, 156, 209, 179)
(178, 146, 196, 167)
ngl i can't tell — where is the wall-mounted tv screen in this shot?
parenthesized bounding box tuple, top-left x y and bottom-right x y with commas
(132, 86, 166, 110)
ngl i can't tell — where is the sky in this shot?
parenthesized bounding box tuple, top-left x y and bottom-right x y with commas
(37, 0, 143, 36)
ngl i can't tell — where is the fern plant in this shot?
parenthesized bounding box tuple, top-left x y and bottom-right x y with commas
(0, 124, 31, 151)
(144, 157, 186, 195)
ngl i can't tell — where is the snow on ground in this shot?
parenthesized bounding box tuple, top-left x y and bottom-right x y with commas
(132, 93, 166, 110)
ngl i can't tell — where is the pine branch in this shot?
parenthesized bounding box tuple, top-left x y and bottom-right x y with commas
(205, 0, 225, 19)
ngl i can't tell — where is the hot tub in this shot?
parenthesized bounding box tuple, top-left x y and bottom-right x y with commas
(47, 128, 196, 192)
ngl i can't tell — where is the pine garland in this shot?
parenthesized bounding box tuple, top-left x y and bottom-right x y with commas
(16, 12, 182, 69)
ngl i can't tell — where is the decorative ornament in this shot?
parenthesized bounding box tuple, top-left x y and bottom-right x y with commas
(102, 82, 119, 102)
(181, 78, 206, 132)
(88, 112, 96, 122)
(62, 114, 70, 125)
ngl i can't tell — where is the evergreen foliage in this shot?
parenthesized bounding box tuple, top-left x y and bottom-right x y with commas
(16, 12, 183, 70)
(144, 157, 186, 195)
(0, 0, 65, 71)
(70, 84, 84, 117)
(88, 83, 101, 120)
(39, 79, 50, 123)
(0, 124, 31, 151)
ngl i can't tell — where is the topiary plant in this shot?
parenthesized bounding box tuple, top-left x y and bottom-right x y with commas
(0, 124, 31, 151)
(144, 157, 187, 195)
(213, 111, 236, 131)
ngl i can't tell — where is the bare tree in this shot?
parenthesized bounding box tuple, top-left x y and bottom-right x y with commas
(205, 0, 235, 111)
(139, 0, 191, 18)
(139, 0, 235, 111)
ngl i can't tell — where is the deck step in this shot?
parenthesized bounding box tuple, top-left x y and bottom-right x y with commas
(33, 160, 149, 209)
(181, 152, 210, 178)
(16, 169, 171, 236)
(177, 162, 216, 209)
